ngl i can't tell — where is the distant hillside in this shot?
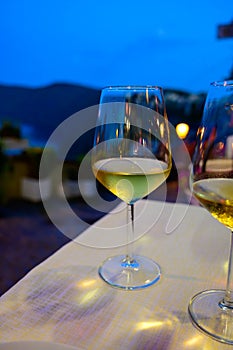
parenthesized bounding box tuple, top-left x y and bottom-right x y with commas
(0, 83, 101, 141)
(0, 83, 205, 158)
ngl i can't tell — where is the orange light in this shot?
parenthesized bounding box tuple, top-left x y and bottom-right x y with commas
(176, 123, 190, 139)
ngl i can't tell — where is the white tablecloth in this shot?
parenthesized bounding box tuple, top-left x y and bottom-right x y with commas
(0, 200, 231, 349)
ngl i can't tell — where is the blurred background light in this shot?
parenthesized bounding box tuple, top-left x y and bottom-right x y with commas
(176, 123, 190, 139)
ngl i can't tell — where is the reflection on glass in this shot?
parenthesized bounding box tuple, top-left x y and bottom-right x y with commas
(188, 80, 233, 344)
(92, 86, 172, 290)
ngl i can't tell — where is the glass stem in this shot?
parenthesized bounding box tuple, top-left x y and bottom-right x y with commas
(221, 230, 233, 308)
(125, 203, 135, 265)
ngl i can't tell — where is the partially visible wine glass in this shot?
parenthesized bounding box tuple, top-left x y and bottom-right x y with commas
(188, 80, 233, 343)
(91, 86, 172, 290)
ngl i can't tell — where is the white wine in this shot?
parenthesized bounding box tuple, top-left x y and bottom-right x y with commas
(193, 178, 233, 230)
(93, 157, 171, 204)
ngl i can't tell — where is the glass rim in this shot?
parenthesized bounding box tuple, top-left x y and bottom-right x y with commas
(101, 85, 163, 91)
(211, 80, 233, 87)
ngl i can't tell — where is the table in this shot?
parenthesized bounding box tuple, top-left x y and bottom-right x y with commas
(0, 200, 231, 349)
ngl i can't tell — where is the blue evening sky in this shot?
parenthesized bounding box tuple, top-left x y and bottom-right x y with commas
(0, 0, 232, 93)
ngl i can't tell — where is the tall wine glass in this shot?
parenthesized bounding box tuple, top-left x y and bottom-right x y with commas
(91, 86, 172, 290)
(188, 80, 233, 343)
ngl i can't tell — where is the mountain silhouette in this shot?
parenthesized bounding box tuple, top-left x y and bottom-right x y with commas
(0, 82, 205, 158)
(0, 83, 101, 140)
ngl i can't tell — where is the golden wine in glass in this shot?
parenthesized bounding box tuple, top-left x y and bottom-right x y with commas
(188, 80, 233, 343)
(92, 86, 172, 290)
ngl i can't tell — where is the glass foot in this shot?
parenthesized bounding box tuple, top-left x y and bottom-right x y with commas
(98, 254, 161, 290)
(188, 289, 233, 344)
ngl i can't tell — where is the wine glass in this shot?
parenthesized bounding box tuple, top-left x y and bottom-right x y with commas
(91, 86, 172, 290)
(188, 80, 233, 343)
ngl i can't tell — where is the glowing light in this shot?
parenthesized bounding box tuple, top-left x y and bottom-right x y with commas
(160, 123, 164, 138)
(199, 126, 205, 140)
(125, 101, 129, 115)
(146, 88, 149, 104)
(224, 260, 229, 274)
(79, 289, 99, 305)
(184, 335, 202, 347)
(124, 114, 131, 131)
(126, 119, 130, 131)
(217, 141, 224, 151)
(75, 278, 97, 289)
(135, 319, 172, 331)
(176, 123, 190, 139)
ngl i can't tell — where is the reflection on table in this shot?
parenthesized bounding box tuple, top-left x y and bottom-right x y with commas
(0, 200, 230, 349)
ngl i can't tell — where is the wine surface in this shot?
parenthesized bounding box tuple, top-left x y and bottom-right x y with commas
(93, 157, 171, 204)
(193, 178, 233, 230)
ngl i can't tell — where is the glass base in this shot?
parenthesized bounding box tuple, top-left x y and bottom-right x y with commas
(188, 289, 233, 344)
(98, 254, 161, 290)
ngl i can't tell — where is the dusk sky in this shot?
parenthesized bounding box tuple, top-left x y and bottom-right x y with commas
(0, 0, 232, 93)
